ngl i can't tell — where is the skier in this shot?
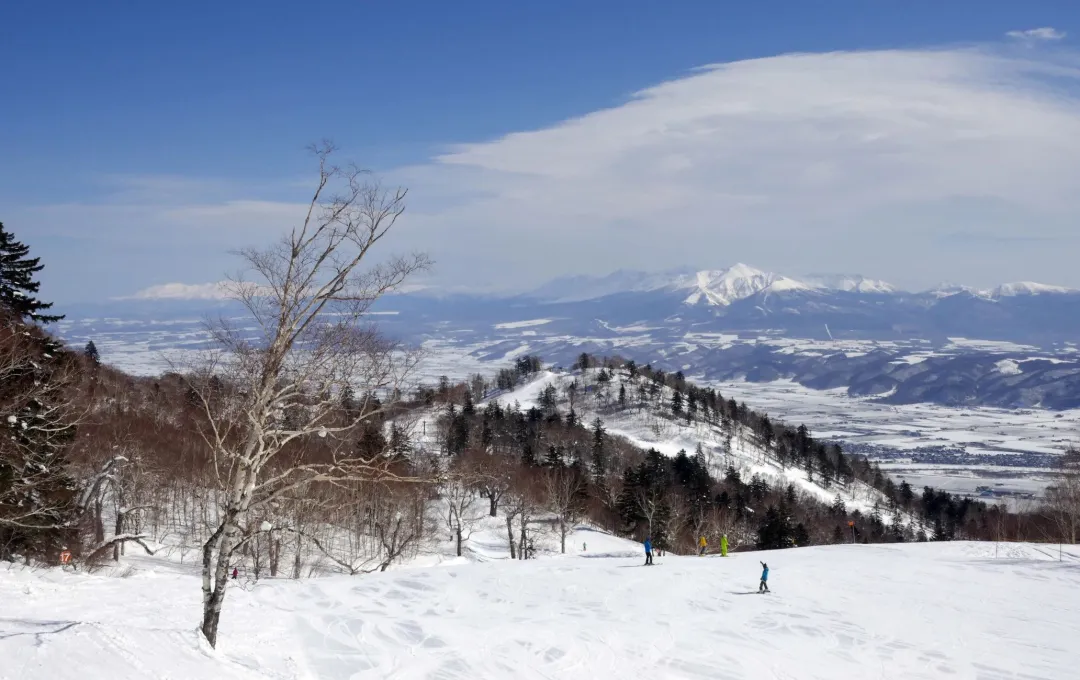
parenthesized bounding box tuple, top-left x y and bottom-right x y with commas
(232, 567, 238, 580)
(698, 535, 707, 556)
(644, 537, 654, 565)
(758, 561, 770, 593)
(720, 534, 729, 557)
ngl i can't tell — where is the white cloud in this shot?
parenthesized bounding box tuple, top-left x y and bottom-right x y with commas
(28, 44, 1080, 300)
(126, 281, 234, 300)
(1006, 27, 1066, 41)
(390, 46, 1080, 290)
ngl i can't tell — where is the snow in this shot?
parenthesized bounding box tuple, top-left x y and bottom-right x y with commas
(996, 359, 1023, 376)
(992, 281, 1076, 297)
(674, 264, 809, 307)
(3, 542, 1079, 679)
(493, 319, 552, 330)
(487, 371, 893, 516)
(802, 274, 897, 294)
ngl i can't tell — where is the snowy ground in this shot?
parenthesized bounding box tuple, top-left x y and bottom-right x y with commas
(4, 541, 1079, 679)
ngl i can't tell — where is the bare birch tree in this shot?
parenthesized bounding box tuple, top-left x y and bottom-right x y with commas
(543, 466, 585, 554)
(441, 466, 483, 557)
(184, 143, 430, 647)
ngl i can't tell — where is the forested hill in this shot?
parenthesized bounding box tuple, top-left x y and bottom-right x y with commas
(419, 353, 1039, 553)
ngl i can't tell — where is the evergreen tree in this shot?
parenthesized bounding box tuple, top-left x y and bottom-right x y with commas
(899, 480, 915, 508)
(591, 418, 606, 484)
(0, 223, 62, 323)
(831, 494, 847, 516)
(0, 326, 78, 560)
(83, 340, 100, 364)
(617, 383, 627, 409)
(757, 505, 793, 550)
(544, 444, 563, 468)
(832, 525, 845, 544)
(671, 391, 683, 417)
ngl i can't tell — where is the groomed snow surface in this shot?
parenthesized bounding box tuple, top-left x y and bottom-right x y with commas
(4, 541, 1080, 679)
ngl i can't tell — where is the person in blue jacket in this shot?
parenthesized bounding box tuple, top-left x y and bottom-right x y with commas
(759, 561, 770, 592)
(644, 537, 654, 566)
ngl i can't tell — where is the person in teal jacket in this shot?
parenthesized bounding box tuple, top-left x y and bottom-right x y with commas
(759, 561, 770, 592)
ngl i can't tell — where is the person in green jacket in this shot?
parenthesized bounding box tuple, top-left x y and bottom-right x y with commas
(720, 534, 729, 557)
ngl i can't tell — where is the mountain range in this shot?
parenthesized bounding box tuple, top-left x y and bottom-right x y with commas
(519, 263, 1075, 307)
(58, 263, 1080, 410)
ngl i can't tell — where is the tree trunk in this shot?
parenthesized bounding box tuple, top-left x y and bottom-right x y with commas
(506, 516, 516, 560)
(200, 504, 241, 648)
(455, 527, 462, 557)
(293, 533, 303, 579)
(269, 537, 281, 578)
(560, 517, 566, 554)
(518, 516, 527, 560)
(94, 499, 105, 544)
(113, 512, 124, 561)
(489, 494, 497, 517)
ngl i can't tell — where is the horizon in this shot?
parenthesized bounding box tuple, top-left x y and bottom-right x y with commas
(60, 260, 1079, 307)
(6, 2, 1080, 304)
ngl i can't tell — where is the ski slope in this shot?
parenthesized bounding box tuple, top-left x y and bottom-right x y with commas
(3, 542, 1078, 679)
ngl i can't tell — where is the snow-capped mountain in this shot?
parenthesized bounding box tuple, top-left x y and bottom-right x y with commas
(524, 267, 696, 303)
(527, 265, 1077, 305)
(929, 281, 1077, 300)
(669, 263, 811, 307)
(529, 263, 823, 306)
(801, 274, 896, 294)
(991, 281, 1077, 297)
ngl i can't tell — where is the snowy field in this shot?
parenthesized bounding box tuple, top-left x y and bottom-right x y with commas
(51, 325, 1078, 494)
(3, 542, 1079, 679)
(706, 379, 1078, 460)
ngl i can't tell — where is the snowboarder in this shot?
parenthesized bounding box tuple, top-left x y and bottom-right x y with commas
(644, 537, 654, 565)
(232, 567, 238, 580)
(698, 535, 707, 556)
(720, 534, 729, 557)
(758, 561, 770, 593)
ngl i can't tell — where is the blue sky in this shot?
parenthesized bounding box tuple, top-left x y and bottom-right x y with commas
(4, 1, 1080, 304)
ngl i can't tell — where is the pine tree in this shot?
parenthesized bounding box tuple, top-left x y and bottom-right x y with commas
(832, 525, 845, 544)
(617, 383, 627, 409)
(671, 391, 683, 417)
(0, 222, 62, 323)
(591, 418, 606, 484)
(83, 340, 100, 364)
(0, 328, 79, 560)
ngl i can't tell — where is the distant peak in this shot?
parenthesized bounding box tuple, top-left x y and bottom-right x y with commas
(992, 281, 1075, 297)
(674, 264, 809, 307)
(802, 274, 897, 294)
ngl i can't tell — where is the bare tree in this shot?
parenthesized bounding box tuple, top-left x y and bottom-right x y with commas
(543, 467, 585, 554)
(441, 465, 483, 557)
(635, 484, 665, 540)
(1043, 449, 1080, 544)
(664, 491, 693, 554)
(474, 451, 515, 517)
(184, 144, 430, 648)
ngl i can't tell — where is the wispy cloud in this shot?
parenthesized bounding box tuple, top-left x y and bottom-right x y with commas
(394, 46, 1080, 290)
(26, 42, 1080, 299)
(1006, 27, 1066, 41)
(125, 281, 234, 300)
